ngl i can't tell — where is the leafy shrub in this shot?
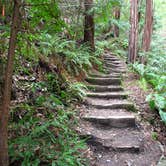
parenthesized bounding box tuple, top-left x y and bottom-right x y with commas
(133, 35, 166, 123)
(9, 72, 88, 165)
(38, 33, 102, 75)
(9, 105, 87, 166)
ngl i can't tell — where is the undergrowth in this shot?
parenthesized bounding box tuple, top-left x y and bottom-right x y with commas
(132, 35, 166, 123)
(9, 71, 89, 166)
(96, 38, 128, 58)
(6, 32, 104, 165)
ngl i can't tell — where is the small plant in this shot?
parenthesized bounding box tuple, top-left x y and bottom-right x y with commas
(67, 83, 88, 101)
(9, 71, 89, 165)
(38, 34, 102, 76)
(138, 78, 148, 91)
(151, 132, 158, 140)
(9, 104, 87, 166)
(132, 34, 166, 124)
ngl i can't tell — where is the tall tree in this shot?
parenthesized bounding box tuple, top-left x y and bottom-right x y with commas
(113, 7, 121, 37)
(141, 0, 153, 63)
(0, 0, 20, 165)
(128, 0, 139, 63)
(2, 4, 5, 16)
(84, 0, 95, 51)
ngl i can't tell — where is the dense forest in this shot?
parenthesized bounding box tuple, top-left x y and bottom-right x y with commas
(0, 0, 166, 165)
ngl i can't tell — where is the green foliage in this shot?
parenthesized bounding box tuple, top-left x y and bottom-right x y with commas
(38, 33, 102, 75)
(32, 73, 87, 105)
(95, 0, 122, 23)
(139, 78, 148, 91)
(2, 2, 105, 164)
(132, 63, 145, 77)
(154, 0, 166, 30)
(25, 0, 65, 33)
(9, 104, 87, 166)
(96, 38, 128, 58)
(133, 34, 166, 123)
(159, 111, 166, 124)
(95, 0, 130, 37)
(9, 71, 88, 165)
(67, 83, 88, 102)
(0, 29, 10, 56)
(151, 132, 158, 140)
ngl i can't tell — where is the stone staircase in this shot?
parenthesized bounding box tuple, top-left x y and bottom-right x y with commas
(78, 53, 162, 166)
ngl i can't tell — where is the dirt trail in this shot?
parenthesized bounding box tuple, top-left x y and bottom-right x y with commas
(78, 52, 162, 166)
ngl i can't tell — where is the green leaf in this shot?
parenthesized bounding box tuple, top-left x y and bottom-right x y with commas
(149, 100, 155, 110)
(159, 110, 166, 124)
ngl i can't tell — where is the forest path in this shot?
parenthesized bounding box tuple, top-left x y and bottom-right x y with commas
(77, 52, 162, 166)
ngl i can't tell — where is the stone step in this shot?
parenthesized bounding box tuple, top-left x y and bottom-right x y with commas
(104, 66, 126, 72)
(78, 122, 143, 152)
(105, 60, 124, 65)
(105, 61, 126, 66)
(79, 53, 162, 165)
(87, 70, 109, 77)
(103, 65, 126, 70)
(104, 63, 126, 69)
(88, 73, 121, 79)
(104, 58, 121, 62)
(103, 57, 123, 61)
(82, 109, 135, 128)
(104, 63, 126, 68)
(103, 54, 118, 58)
(94, 151, 161, 166)
(109, 68, 126, 74)
(89, 74, 120, 79)
(85, 98, 135, 111)
(104, 61, 124, 66)
(85, 77, 121, 85)
(103, 53, 118, 57)
(103, 56, 120, 60)
(105, 60, 126, 65)
(78, 120, 161, 166)
(86, 92, 127, 99)
(104, 60, 123, 64)
(103, 54, 125, 61)
(87, 85, 123, 92)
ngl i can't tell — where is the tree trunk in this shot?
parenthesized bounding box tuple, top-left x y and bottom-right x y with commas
(128, 0, 139, 63)
(141, 0, 153, 63)
(0, 59, 5, 107)
(113, 7, 121, 38)
(84, 0, 95, 51)
(0, 1, 20, 165)
(2, 5, 5, 17)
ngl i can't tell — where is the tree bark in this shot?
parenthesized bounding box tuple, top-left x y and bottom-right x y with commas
(113, 7, 121, 38)
(0, 59, 5, 106)
(0, 0, 20, 165)
(141, 0, 153, 63)
(128, 0, 139, 63)
(84, 0, 95, 51)
(0, 3, 4, 17)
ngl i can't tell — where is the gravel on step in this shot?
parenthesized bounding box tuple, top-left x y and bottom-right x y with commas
(85, 77, 121, 85)
(82, 108, 135, 128)
(86, 92, 128, 99)
(78, 121, 143, 152)
(87, 85, 123, 92)
(85, 98, 134, 110)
